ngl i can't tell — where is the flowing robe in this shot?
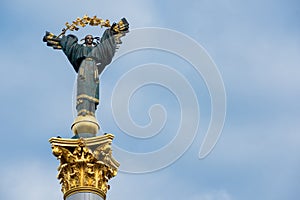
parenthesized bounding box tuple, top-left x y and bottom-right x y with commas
(60, 29, 117, 116)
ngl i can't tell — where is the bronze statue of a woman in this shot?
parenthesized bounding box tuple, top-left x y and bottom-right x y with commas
(43, 17, 129, 137)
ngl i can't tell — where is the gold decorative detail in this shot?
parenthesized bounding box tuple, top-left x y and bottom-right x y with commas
(77, 94, 99, 104)
(111, 18, 129, 33)
(49, 135, 119, 199)
(57, 15, 111, 38)
(79, 67, 85, 79)
(43, 31, 62, 49)
(43, 16, 129, 50)
(85, 57, 94, 61)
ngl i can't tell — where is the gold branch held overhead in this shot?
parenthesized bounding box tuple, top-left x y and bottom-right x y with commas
(57, 15, 111, 38)
(43, 16, 129, 50)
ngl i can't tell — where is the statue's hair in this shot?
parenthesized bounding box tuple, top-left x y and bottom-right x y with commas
(80, 35, 100, 45)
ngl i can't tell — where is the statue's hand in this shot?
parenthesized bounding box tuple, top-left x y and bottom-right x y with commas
(43, 31, 62, 50)
(110, 18, 129, 44)
(110, 18, 129, 34)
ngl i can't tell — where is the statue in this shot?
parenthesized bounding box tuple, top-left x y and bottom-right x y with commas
(43, 16, 129, 136)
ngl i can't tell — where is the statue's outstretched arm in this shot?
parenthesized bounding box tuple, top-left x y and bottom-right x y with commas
(91, 18, 129, 71)
(101, 18, 129, 45)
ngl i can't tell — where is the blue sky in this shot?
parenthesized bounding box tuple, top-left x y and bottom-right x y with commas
(0, 0, 300, 200)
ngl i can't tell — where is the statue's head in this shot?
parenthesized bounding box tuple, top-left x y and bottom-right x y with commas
(84, 35, 94, 46)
